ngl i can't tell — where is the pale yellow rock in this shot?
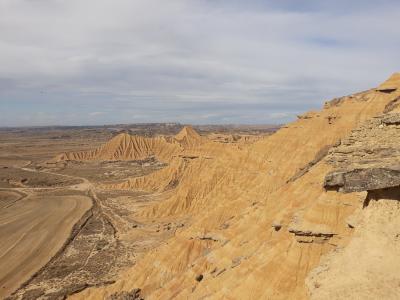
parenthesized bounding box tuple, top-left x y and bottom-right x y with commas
(54, 133, 181, 163)
(66, 74, 400, 300)
(376, 72, 400, 91)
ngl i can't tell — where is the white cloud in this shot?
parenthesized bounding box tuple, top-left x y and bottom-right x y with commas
(1, 0, 400, 126)
(89, 111, 105, 116)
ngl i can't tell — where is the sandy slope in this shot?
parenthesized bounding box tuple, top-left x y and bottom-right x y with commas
(0, 192, 91, 298)
(66, 74, 400, 299)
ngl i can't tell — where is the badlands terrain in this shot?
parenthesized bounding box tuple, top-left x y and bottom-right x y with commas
(1, 74, 400, 299)
(0, 124, 275, 299)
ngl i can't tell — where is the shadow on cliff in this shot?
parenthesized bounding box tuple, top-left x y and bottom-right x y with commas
(364, 186, 400, 208)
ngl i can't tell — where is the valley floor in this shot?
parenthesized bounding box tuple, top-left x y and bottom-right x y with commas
(0, 130, 186, 299)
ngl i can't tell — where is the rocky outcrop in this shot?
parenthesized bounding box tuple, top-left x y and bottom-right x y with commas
(307, 185, 400, 300)
(68, 74, 400, 300)
(325, 167, 400, 193)
(383, 96, 400, 113)
(376, 72, 400, 92)
(289, 229, 336, 243)
(288, 215, 337, 244)
(382, 113, 400, 125)
(190, 233, 227, 243)
(107, 288, 143, 300)
(297, 111, 320, 119)
(324, 113, 400, 193)
(323, 90, 372, 109)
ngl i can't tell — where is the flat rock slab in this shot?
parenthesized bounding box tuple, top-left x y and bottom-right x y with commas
(325, 113, 400, 193)
(325, 167, 400, 192)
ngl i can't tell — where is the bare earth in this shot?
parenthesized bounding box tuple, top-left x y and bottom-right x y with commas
(3, 75, 400, 300)
(0, 191, 92, 298)
(1, 74, 400, 300)
(0, 124, 271, 299)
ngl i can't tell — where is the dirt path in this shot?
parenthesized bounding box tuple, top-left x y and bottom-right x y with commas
(0, 193, 92, 298)
(0, 165, 94, 298)
(2, 162, 179, 299)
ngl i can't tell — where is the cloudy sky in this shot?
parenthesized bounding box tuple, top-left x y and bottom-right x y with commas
(1, 0, 400, 126)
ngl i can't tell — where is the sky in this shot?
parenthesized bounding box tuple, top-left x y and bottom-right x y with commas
(1, 0, 400, 126)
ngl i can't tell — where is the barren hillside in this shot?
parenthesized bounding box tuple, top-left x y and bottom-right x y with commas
(56, 73, 400, 299)
(5, 74, 400, 300)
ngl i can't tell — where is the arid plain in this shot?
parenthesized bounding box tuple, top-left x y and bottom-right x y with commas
(0, 124, 276, 299)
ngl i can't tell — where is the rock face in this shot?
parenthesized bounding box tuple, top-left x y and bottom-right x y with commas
(311, 108, 400, 299)
(324, 113, 400, 193)
(325, 167, 400, 192)
(376, 72, 400, 92)
(67, 74, 400, 300)
(382, 113, 400, 125)
(306, 188, 400, 300)
(107, 288, 143, 300)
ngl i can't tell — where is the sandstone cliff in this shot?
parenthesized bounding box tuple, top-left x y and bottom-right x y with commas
(66, 74, 400, 299)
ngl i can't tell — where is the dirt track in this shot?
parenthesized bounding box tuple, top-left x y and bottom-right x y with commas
(0, 127, 202, 299)
(0, 166, 92, 298)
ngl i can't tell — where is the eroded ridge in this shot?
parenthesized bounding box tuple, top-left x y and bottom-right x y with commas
(3, 74, 400, 300)
(64, 74, 400, 300)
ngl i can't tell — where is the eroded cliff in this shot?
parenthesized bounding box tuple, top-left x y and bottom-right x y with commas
(61, 74, 400, 299)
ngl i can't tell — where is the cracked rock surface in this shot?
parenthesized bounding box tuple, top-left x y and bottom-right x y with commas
(325, 113, 400, 192)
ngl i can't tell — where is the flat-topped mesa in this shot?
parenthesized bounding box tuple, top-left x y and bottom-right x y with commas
(54, 132, 182, 163)
(174, 126, 204, 148)
(376, 72, 400, 93)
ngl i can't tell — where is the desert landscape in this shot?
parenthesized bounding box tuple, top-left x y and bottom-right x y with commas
(0, 123, 277, 299)
(1, 74, 400, 299)
(2, 1, 400, 299)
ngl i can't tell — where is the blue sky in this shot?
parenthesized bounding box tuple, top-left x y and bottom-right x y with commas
(1, 0, 400, 126)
